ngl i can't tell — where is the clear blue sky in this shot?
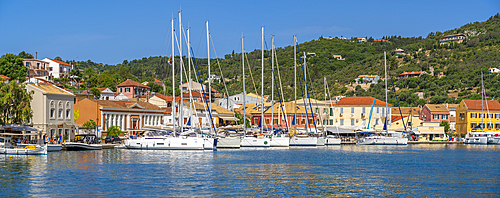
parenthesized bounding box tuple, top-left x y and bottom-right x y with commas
(1, 0, 498, 65)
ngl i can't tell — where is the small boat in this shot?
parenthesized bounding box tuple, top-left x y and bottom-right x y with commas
(18, 143, 62, 152)
(125, 131, 205, 150)
(325, 135, 341, 145)
(464, 132, 489, 145)
(357, 131, 408, 145)
(63, 134, 103, 151)
(0, 137, 47, 155)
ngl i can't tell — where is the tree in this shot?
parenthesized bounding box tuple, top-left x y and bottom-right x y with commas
(106, 126, 123, 136)
(74, 110, 80, 122)
(0, 53, 28, 82)
(18, 51, 34, 59)
(0, 81, 33, 125)
(90, 87, 101, 99)
(82, 119, 97, 134)
(440, 121, 450, 133)
(54, 56, 63, 61)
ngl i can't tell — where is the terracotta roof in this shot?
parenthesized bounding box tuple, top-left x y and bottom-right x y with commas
(391, 115, 408, 122)
(374, 39, 389, 42)
(424, 104, 449, 113)
(398, 71, 425, 76)
(336, 97, 392, 106)
(153, 93, 189, 103)
(153, 78, 163, 85)
(31, 84, 73, 95)
(462, 100, 500, 111)
(97, 100, 162, 110)
(183, 91, 206, 98)
(117, 79, 150, 88)
(46, 58, 71, 66)
(0, 75, 10, 80)
(391, 107, 421, 116)
(446, 104, 459, 110)
(357, 75, 378, 78)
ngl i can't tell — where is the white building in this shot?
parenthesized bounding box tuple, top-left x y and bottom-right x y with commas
(42, 58, 72, 79)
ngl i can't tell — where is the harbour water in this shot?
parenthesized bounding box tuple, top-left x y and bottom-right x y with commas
(1, 144, 499, 197)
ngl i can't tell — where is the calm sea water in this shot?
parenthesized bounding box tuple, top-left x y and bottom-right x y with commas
(0, 144, 499, 197)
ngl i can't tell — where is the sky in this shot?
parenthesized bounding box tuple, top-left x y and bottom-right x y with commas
(0, 0, 498, 65)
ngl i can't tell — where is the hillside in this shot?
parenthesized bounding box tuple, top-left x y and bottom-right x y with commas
(66, 13, 500, 107)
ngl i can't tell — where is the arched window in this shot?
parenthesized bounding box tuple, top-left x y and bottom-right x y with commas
(50, 101, 55, 119)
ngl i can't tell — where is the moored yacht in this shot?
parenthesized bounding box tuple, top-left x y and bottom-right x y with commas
(464, 132, 490, 144)
(63, 134, 103, 151)
(356, 131, 408, 145)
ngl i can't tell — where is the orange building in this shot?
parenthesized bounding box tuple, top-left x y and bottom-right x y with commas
(74, 99, 165, 137)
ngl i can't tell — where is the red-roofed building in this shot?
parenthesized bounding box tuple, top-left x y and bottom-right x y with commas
(374, 39, 389, 42)
(397, 71, 427, 79)
(23, 59, 51, 80)
(456, 99, 500, 135)
(116, 79, 150, 99)
(0, 75, 10, 83)
(335, 96, 392, 129)
(42, 58, 72, 79)
(421, 104, 450, 123)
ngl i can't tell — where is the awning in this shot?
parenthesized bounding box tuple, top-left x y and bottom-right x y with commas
(219, 117, 239, 121)
(0, 133, 40, 136)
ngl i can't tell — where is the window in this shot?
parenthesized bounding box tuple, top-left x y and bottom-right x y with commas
(125, 88, 130, 92)
(309, 119, 313, 125)
(471, 113, 477, 118)
(329, 120, 333, 125)
(26, 62, 30, 66)
(301, 119, 305, 125)
(37, 62, 40, 69)
(58, 109, 63, 118)
(496, 114, 500, 119)
(120, 88, 123, 93)
(433, 114, 439, 119)
(351, 107, 354, 113)
(274, 119, 278, 125)
(330, 108, 333, 116)
(315, 108, 319, 113)
(488, 114, 493, 118)
(66, 109, 70, 119)
(382, 108, 385, 117)
(362, 107, 366, 113)
(323, 120, 326, 125)
(377, 107, 379, 113)
(479, 113, 485, 118)
(50, 109, 55, 118)
(324, 108, 328, 113)
(442, 115, 448, 119)
(487, 123, 492, 129)
(340, 119, 344, 126)
(254, 118, 258, 125)
(351, 119, 355, 126)
(49, 67, 53, 71)
(362, 119, 366, 126)
(265, 119, 270, 125)
(495, 124, 500, 129)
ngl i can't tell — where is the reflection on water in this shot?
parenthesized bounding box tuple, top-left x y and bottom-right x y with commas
(0, 144, 499, 197)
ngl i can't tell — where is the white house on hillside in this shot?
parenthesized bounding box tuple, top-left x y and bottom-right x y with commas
(42, 58, 73, 79)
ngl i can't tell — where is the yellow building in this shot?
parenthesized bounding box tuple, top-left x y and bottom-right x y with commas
(417, 122, 446, 141)
(390, 115, 423, 131)
(456, 99, 500, 136)
(334, 97, 392, 129)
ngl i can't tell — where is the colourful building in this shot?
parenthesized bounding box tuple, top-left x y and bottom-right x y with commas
(116, 79, 150, 99)
(456, 99, 500, 136)
(421, 104, 450, 123)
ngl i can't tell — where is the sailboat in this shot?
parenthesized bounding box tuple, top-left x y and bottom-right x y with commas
(240, 28, 271, 147)
(356, 52, 407, 145)
(464, 72, 499, 144)
(288, 35, 321, 146)
(323, 77, 341, 145)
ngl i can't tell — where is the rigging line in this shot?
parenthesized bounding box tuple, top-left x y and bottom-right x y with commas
(272, 42, 289, 130)
(190, 46, 217, 133)
(306, 56, 322, 128)
(244, 52, 259, 95)
(326, 79, 340, 135)
(272, 53, 289, 130)
(209, 34, 236, 118)
(296, 43, 318, 134)
(387, 64, 406, 131)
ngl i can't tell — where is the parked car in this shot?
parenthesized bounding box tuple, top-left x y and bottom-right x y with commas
(105, 135, 122, 144)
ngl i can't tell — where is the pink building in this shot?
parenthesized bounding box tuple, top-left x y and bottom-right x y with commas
(421, 104, 450, 123)
(23, 59, 51, 80)
(116, 79, 150, 99)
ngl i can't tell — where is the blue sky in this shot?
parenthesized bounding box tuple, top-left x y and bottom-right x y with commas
(0, 0, 498, 65)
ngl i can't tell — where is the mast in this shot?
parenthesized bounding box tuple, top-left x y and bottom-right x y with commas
(294, 35, 297, 132)
(179, 11, 183, 132)
(171, 18, 176, 133)
(187, 28, 193, 129)
(481, 71, 484, 131)
(206, 21, 212, 133)
(242, 37, 246, 131)
(304, 52, 309, 133)
(271, 35, 275, 132)
(261, 27, 264, 134)
(324, 77, 327, 129)
(384, 51, 388, 134)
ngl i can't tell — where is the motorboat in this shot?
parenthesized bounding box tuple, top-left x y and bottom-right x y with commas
(124, 131, 205, 150)
(0, 137, 47, 155)
(18, 143, 62, 152)
(464, 132, 490, 145)
(356, 131, 408, 145)
(63, 134, 103, 151)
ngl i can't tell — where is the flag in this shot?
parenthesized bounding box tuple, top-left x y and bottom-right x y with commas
(383, 118, 387, 130)
(168, 56, 173, 65)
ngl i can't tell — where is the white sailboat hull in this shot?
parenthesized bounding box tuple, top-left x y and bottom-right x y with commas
(241, 137, 271, 147)
(217, 137, 241, 148)
(203, 137, 217, 150)
(357, 136, 407, 145)
(289, 137, 318, 146)
(270, 137, 289, 147)
(125, 137, 204, 150)
(317, 137, 325, 146)
(325, 138, 341, 145)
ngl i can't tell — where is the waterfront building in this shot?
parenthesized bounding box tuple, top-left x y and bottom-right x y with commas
(253, 101, 316, 129)
(116, 79, 150, 99)
(42, 58, 72, 79)
(455, 99, 500, 136)
(421, 104, 450, 123)
(26, 83, 76, 141)
(294, 98, 334, 127)
(334, 96, 392, 130)
(445, 103, 459, 132)
(390, 115, 422, 131)
(218, 92, 265, 110)
(74, 98, 164, 137)
(416, 122, 446, 141)
(23, 59, 51, 80)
